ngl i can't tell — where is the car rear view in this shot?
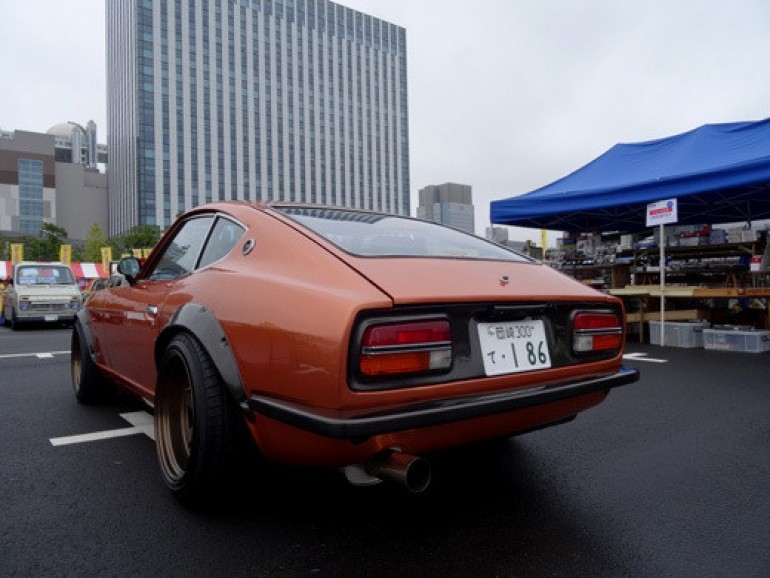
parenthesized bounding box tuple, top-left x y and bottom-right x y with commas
(248, 207, 639, 489)
(71, 202, 638, 505)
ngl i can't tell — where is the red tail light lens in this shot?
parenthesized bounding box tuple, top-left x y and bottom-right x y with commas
(364, 321, 451, 347)
(573, 312, 623, 353)
(360, 320, 452, 376)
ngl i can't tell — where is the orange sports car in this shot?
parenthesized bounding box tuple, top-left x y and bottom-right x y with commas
(71, 203, 638, 505)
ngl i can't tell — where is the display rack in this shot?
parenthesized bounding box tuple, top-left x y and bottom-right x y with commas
(548, 227, 770, 340)
(628, 242, 760, 289)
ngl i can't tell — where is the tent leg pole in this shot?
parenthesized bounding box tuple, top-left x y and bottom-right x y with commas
(659, 223, 666, 347)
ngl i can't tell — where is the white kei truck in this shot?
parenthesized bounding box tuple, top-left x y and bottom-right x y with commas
(2, 262, 82, 329)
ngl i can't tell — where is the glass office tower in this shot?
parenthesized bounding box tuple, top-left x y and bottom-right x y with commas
(107, 0, 410, 234)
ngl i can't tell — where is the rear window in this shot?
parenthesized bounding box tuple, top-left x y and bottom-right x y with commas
(274, 206, 531, 262)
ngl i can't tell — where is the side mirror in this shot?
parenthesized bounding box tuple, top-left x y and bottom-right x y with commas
(117, 257, 142, 285)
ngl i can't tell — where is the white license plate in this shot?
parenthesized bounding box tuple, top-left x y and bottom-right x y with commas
(44, 315, 59, 322)
(477, 320, 552, 376)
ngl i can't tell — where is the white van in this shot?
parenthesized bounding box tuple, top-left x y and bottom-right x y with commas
(2, 262, 82, 329)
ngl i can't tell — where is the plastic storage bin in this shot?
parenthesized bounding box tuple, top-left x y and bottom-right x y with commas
(702, 328, 770, 353)
(649, 320, 709, 348)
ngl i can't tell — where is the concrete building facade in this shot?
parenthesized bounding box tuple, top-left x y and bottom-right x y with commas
(417, 182, 475, 234)
(0, 126, 108, 241)
(107, 0, 411, 234)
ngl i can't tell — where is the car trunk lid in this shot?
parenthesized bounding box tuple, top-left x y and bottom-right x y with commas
(343, 258, 613, 305)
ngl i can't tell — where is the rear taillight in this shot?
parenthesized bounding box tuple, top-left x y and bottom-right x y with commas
(359, 319, 452, 376)
(572, 312, 623, 353)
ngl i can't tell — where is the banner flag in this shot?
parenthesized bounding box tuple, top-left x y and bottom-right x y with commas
(60, 244, 72, 265)
(101, 247, 113, 272)
(10, 243, 23, 264)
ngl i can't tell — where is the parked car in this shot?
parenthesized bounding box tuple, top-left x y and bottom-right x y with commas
(71, 203, 639, 505)
(82, 277, 110, 301)
(3, 262, 82, 329)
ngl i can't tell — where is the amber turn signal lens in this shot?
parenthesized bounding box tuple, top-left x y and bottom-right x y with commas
(360, 351, 431, 376)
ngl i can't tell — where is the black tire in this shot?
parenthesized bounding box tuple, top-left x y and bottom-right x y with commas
(9, 307, 18, 330)
(155, 332, 241, 506)
(71, 323, 110, 403)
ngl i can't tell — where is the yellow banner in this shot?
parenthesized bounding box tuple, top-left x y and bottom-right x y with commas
(143, 248, 153, 259)
(10, 243, 23, 264)
(101, 247, 113, 272)
(132, 248, 143, 258)
(59, 244, 72, 265)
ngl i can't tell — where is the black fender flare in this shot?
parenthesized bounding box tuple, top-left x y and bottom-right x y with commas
(74, 309, 97, 363)
(156, 303, 253, 421)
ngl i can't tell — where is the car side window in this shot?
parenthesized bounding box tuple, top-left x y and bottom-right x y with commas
(198, 217, 246, 269)
(148, 216, 213, 281)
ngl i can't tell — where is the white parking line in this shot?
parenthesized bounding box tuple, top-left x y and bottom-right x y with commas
(0, 350, 69, 360)
(121, 411, 155, 440)
(623, 352, 668, 363)
(50, 411, 155, 446)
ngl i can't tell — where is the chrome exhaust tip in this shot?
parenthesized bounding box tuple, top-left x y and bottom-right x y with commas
(365, 450, 432, 493)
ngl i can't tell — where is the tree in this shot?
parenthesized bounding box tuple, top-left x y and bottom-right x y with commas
(83, 223, 109, 262)
(25, 223, 68, 261)
(115, 225, 161, 255)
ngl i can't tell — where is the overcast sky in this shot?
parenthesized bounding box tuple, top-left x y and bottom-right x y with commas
(2, 0, 769, 242)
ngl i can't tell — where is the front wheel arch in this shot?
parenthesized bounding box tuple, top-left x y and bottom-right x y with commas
(71, 318, 112, 403)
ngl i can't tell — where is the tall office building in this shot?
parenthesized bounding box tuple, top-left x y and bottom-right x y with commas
(107, 0, 410, 234)
(417, 182, 475, 234)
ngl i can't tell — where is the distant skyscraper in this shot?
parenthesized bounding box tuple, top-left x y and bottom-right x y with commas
(107, 0, 410, 234)
(417, 182, 475, 234)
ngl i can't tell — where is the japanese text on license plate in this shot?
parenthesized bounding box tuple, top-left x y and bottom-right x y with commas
(477, 320, 552, 376)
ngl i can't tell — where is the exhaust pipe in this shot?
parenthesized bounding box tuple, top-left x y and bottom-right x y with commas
(365, 450, 432, 493)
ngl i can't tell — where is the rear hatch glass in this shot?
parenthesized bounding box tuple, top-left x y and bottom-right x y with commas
(274, 206, 532, 263)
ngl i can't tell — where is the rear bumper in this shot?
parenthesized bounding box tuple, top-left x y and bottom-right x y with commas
(248, 366, 640, 440)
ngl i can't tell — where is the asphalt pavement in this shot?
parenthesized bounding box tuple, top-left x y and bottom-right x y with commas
(0, 326, 768, 577)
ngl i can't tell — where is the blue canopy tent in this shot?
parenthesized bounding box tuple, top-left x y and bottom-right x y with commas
(490, 118, 770, 233)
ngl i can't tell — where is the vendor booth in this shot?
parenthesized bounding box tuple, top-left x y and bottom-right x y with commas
(490, 118, 770, 348)
(490, 118, 770, 232)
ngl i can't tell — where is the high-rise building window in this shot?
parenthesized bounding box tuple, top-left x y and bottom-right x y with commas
(18, 159, 44, 234)
(108, 0, 409, 234)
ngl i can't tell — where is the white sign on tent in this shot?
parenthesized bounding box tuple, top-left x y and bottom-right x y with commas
(646, 199, 678, 227)
(646, 198, 678, 346)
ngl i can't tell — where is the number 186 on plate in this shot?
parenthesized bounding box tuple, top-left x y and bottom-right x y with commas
(477, 320, 552, 376)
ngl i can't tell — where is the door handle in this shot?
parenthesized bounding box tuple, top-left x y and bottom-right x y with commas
(146, 305, 158, 317)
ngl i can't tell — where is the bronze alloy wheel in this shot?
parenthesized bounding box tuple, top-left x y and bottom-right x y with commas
(71, 322, 109, 404)
(155, 360, 195, 484)
(71, 337, 83, 394)
(155, 355, 194, 486)
(155, 333, 237, 505)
